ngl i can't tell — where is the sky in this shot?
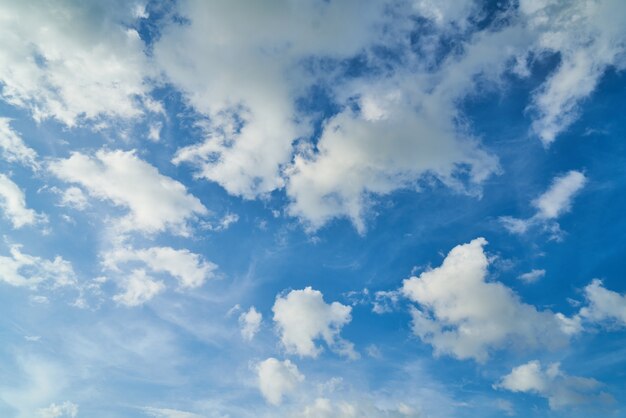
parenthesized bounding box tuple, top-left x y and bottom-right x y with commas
(0, 0, 625, 417)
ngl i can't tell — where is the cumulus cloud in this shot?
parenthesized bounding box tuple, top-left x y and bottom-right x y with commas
(257, 358, 304, 406)
(578, 279, 626, 326)
(113, 269, 165, 307)
(0, 244, 75, 289)
(0, 118, 38, 169)
(58, 187, 89, 211)
(103, 246, 217, 289)
(239, 306, 262, 341)
(518, 269, 546, 284)
(0, 174, 42, 228)
(0, 1, 153, 126)
(38, 401, 78, 418)
(500, 170, 586, 237)
(401, 238, 570, 362)
(496, 360, 612, 410)
(272, 287, 356, 359)
(49, 149, 207, 235)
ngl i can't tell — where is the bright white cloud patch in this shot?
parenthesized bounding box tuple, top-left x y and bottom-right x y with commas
(257, 358, 304, 406)
(518, 269, 546, 284)
(49, 149, 207, 235)
(402, 238, 570, 362)
(113, 269, 165, 307)
(38, 401, 78, 418)
(0, 244, 75, 289)
(273, 287, 356, 358)
(0, 118, 38, 169)
(103, 246, 217, 289)
(578, 279, 626, 326)
(298, 397, 419, 418)
(0, 1, 152, 126)
(239, 306, 262, 341)
(0, 174, 41, 228)
(496, 360, 611, 410)
(58, 187, 88, 211)
(500, 171, 586, 236)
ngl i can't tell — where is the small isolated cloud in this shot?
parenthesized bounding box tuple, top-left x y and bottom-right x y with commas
(239, 306, 262, 341)
(0, 244, 76, 289)
(49, 149, 208, 235)
(58, 187, 88, 211)
(142, 406, 201, 418)
(518, 269, 546, 284)
(273, 287, 356, 359)
(38, 401, 78, 418)
(496, 360, 612, 410)
(500, 171, 586, 238)
(0, 118, 38, 169)
(257, 358, 304, 406)
(113, 269, 165, 307)
(103, 246, 217, 289)
(0, 174, 44, 228)
(402, 238, 571, 362)
(578, 279, 626, 326)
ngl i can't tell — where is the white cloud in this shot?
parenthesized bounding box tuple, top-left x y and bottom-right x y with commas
(297, 397, 419, 418)
(103, 246, 217, 289)
(520, 0, 626, 144)
(142, 407, 201, 418)
(272, 287, 356, 359)
(113, 269, 165, 307)
(0, 1, 153, 126)
(518, 269, 546, 284)
(500, 170, 586, 237)
(496, 360, 611, 410)
(239, 306, 262, 341)
(257, 358, 304, 406)
(0, 173, 42, 228)
(401, 238, 570, 362)
(38, 401, 78, 418)
(0, 118, 38, 169)
(0, 244, 75, 289)
(578, 279, 626, 326)
(59, 187, 88, 211)
(49, 149, 208, 235)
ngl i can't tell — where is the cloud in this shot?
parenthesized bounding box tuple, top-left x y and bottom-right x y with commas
(0, 1, 153, 126)
(38, 401, 78, 418)
(578, 279, 626, 326)
(0, 118, 38, 169)
(518, 269, 546, 284)
(0, 244, 76, 289)
(49, 149, 208, 235)
(113, 269, 165, 307)
(496, 360, 612, 410)
(500, 170, 586, 237)
(0, 173, 42, 228)
(297, 397, 419, 418)
(141, 407, 201, 418)
(401, 238, 570, 362)
(257, 358, 304, 406)
(272, 287, 356, 359)
(58, 187, 89, 211)
(239, 306, 262, 341)
(103, 246, 217, 289)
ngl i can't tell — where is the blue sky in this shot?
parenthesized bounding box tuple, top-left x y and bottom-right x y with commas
(0, 1, 626, 417)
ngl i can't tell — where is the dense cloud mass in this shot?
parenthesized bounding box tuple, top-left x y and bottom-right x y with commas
(0, 0, 625, 417)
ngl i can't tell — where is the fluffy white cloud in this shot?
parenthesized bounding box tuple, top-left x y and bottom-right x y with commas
(113, 269, 165, 307)
(273, 287, 356, 358)
(103, 246, 217, 289)
(239, 306, 262, 341)
(402, 238, 570, 362)
(518, 269, 546, 284)
(0, 244, 75, 289)
(38, 401, 78, 418)
(0, 174, 42, 228)
(49, 149, 207, 235)
(578, 279, 626, 326)
(58, 187, 88, 211)
(500, 170, 586, 236)
(0, 1, 153, 126)
(0, 118, 38, 169)
(520, 0, 626, 144)
(160, 0, 388, 198)
(496, 360, 611, 410)
(257, 358, 304, 406)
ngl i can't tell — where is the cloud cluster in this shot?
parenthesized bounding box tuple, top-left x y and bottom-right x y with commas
(0, 174, 42, 228)
(257, 358, 304, 406)
(0, 118, 38, 169)
(0, 244, 75, 289)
